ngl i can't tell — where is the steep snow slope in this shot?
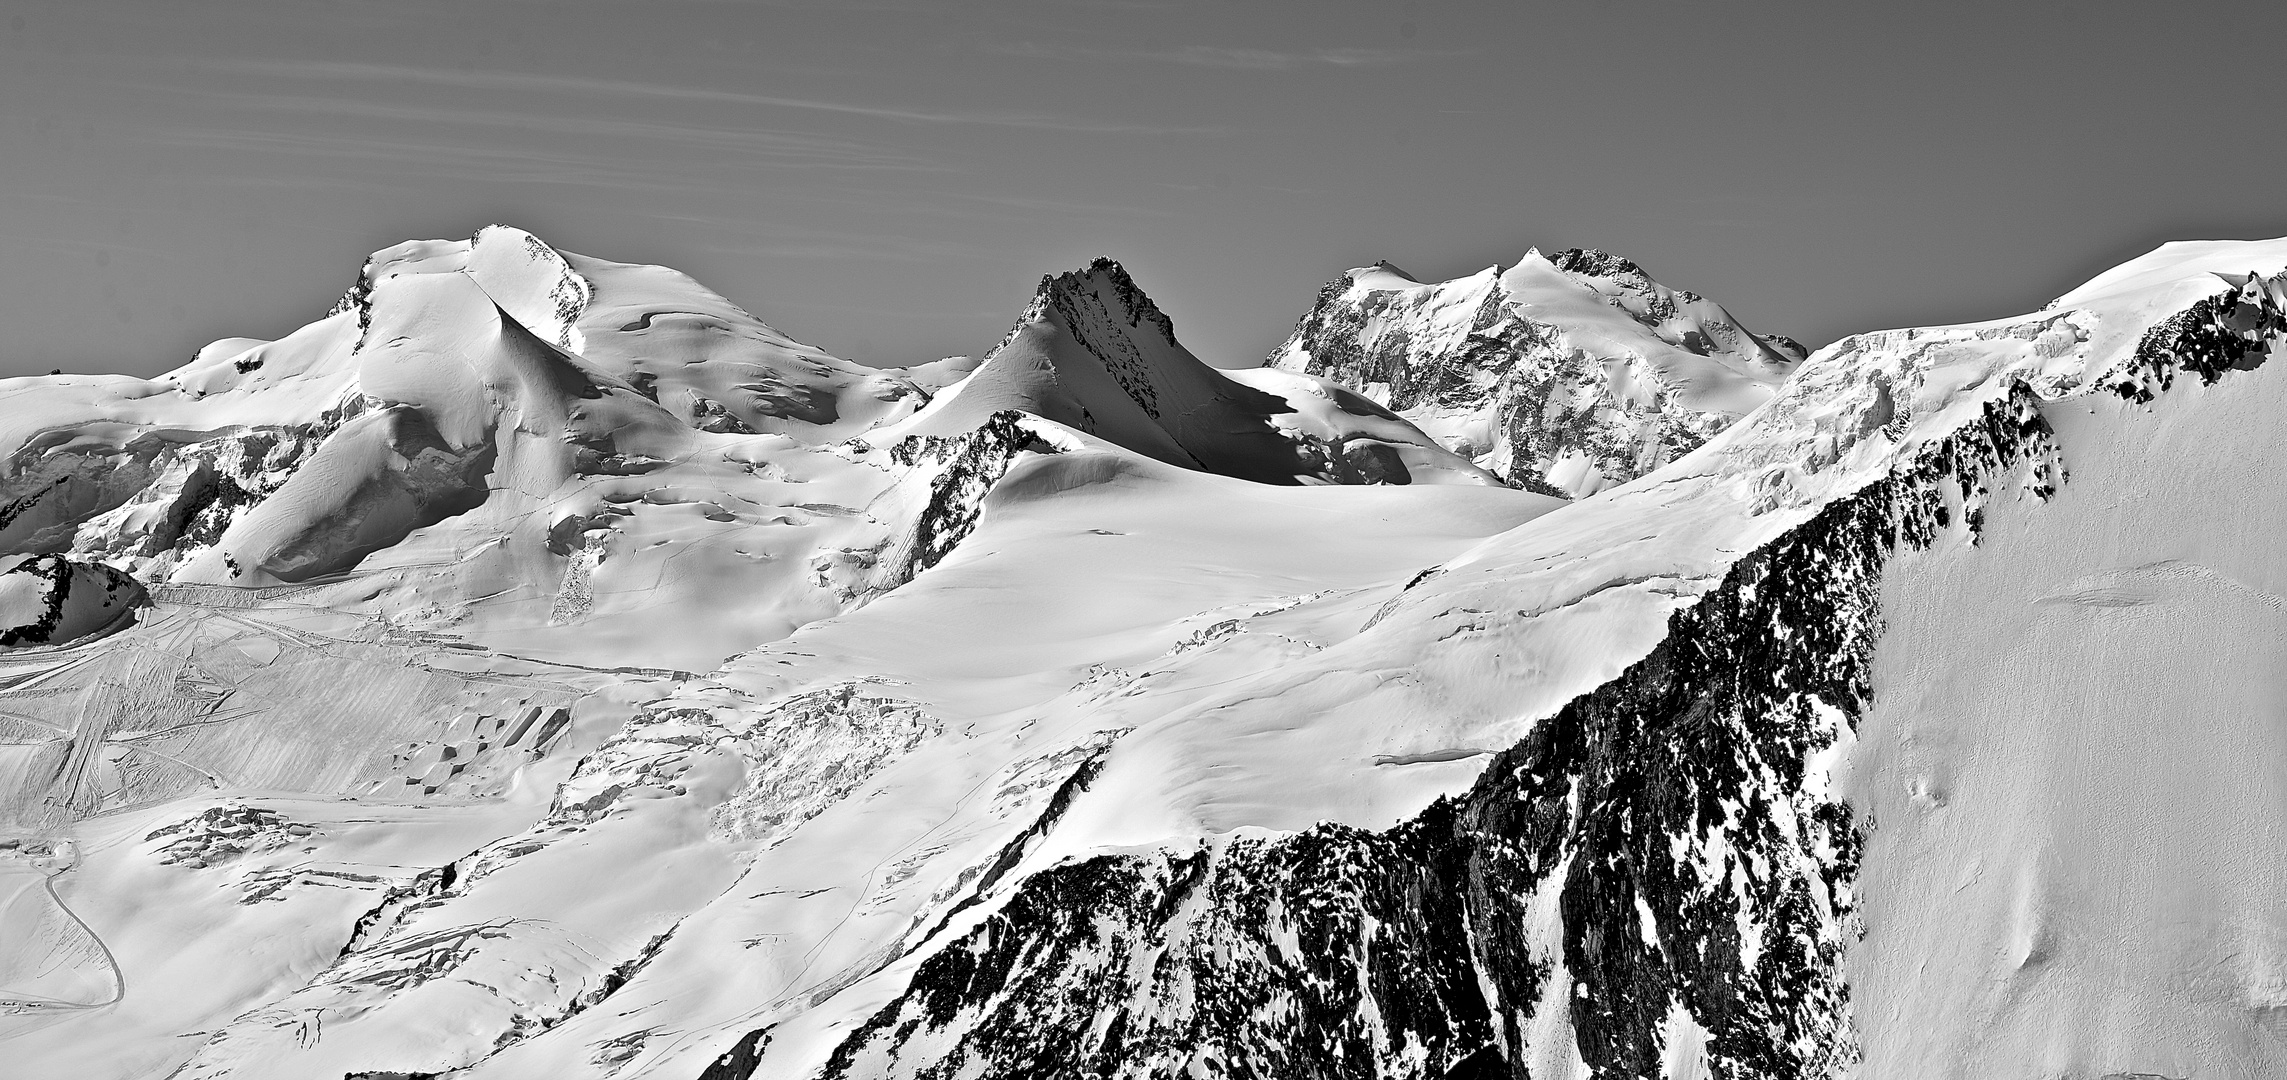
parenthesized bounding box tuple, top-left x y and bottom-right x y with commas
(893, 259, 1502, 487)
(1271, 248, 1804, 496)
(1844, 267, 2287, 1078)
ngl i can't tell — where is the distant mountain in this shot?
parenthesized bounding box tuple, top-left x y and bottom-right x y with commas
(0, 226, 980, 670)
(890, 257, 1503, 487)
(0, 236, 1489, 669)
(1271, 247, 1806, 496)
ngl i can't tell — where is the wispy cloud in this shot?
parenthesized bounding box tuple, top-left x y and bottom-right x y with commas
(986, 41, 1459, 70)
(149, 127, 747, 193)
(938, 190, 1170, 220)
(1163, 45, 1447, 70)
(202, 59, 1224, 136)
(150, 88, 951, 173)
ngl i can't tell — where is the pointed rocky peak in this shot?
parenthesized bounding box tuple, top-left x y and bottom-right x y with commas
(889, 257, 1502, 489)
(1032, 257, 1180, 350)
(1543, 246, 1647, 283)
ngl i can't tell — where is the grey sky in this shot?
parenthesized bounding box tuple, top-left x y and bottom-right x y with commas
(4, 0, 2285, 378)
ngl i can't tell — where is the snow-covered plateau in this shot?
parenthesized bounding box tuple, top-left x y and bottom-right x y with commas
(1, 225, 2283, 1080)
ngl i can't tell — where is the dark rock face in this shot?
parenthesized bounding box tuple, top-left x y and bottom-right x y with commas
(2111, 270, 2286, 402)
(980, 257, 1183, 429)
(878, 410, 1067, 591)
(1040, 258, 1179, 422)
(0, 552, 147, 648)
(328, 252, 380, 348)
(1544, 247, 1647, 281)
(787, 383, 2070, 1080)
(1340, 439, 1411, 485)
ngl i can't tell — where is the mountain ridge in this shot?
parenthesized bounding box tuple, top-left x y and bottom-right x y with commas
(892, 255, 1504, 488)
(1272, 246, 1805, 496)
(1, 228, 2283, 1080)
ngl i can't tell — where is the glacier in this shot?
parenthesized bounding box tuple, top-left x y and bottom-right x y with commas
(0, 225, 2282, 1080)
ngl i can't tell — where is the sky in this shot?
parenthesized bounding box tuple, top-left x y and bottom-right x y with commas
(4, 0, 2287, 378)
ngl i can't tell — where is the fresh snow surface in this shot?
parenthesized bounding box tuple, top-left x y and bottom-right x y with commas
(0, 226, 2283, 1080)
(1847, 333, 2287, 1076)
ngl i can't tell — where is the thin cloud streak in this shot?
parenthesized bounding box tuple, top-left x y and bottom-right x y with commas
(1166, 45, 1450, 70)
(150, 88, 953, 173)
(647, 214, 993, 263)
(986, 41, 1460, 70)
(938, 190, 1171, 220)
(204, 59, 1226, 136)
(149, 128, 763, 192)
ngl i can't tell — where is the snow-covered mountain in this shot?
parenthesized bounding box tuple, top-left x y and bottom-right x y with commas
(1271, 248, 1807, 497)
(4, 226, 2285, 1080)
(889, 257, 1502, 488)
(0, 225, 941, 671)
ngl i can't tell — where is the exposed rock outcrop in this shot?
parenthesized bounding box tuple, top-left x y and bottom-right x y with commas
(0, 552, 146, 648)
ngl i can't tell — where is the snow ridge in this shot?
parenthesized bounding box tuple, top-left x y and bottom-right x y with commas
(880, 411, 1069, 591)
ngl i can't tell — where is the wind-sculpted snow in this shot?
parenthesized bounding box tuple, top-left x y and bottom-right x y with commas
(1271, 250, 1803, 497)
